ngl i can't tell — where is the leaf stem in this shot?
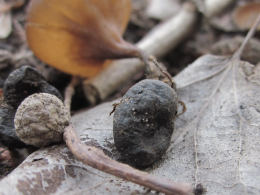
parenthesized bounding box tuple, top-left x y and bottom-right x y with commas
(232, 15, 260, 60)
(64, 76, 80, 114)
(64, 125, 194, 195)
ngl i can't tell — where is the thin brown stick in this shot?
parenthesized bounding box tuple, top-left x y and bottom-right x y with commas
(148, 56, 175, 89)
(64, 76, 80, 114)
(177, 101, 187, 116)
(64, 125, 194, 195)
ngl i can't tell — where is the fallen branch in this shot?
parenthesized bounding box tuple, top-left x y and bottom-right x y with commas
(192, 0, 236, 17)
(64, 125, 193, 195)
(205, 0, 235, 17)
(83, 3, 197, 104)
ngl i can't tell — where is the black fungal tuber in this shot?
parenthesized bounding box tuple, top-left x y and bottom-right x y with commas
(113, 79, 178, 168)
(3, 65, 62, 108)
(0, 104, 26, 148)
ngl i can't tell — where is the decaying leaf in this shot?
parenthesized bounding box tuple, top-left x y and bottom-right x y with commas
(1, 48, 260, 194)
(233, 2, 260, 31)
(26, 0, 140, 77)
(211, 36, 260, 64)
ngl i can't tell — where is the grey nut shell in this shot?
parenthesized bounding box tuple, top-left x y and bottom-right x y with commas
(14, 93, 70, 147)
(113, 79, 178, 168)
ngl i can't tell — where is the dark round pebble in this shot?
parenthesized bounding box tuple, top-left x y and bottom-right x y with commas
(113, 79, 178, 168)
(3, 65, 63, 108)
(0, 104, 26, 148)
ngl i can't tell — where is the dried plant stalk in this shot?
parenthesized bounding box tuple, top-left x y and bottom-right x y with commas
(64, 76, 80, 114)
(205, 0, 235, 17)
(64, 125, 193, 195)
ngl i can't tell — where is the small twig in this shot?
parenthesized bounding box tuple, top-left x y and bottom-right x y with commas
(64, 125, 193, 195)
(110, 100, 122, 116)
(64, 76, 80, 114)
(206, 0, 235, 17)
(177, 101, 187, 116)
(138, 51, 174, 88)
(193, 0, 236, 18)
(148, 56, 175, 89)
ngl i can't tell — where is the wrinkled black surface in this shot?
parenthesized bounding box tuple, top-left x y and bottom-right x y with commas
(0, 77, 3, 88)
(0, 104, 26, 148)
(3, 65, 62, 108)
(113, 79, 177, 168)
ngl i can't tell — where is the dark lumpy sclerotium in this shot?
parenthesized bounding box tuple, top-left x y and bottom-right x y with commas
(113, 79, 178, 168)
(0, 104, 26, 148)
(3, 65, 62, 108)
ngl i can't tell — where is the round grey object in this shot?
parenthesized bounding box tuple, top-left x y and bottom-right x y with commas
(14, 93, 70, 147)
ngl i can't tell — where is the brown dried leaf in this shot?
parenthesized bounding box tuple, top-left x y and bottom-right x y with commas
(26, 0, 140, 77)
(233, 2, 260, 31)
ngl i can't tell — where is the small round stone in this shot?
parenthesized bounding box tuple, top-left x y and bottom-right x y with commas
(14, 93, 70, 147)
(113, 79, 178, 168)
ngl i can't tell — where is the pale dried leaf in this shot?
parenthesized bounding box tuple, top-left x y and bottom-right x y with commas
(211, 36, 260, 64)
(172, 55, 260, 194)
(0, 54, 260, 194)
